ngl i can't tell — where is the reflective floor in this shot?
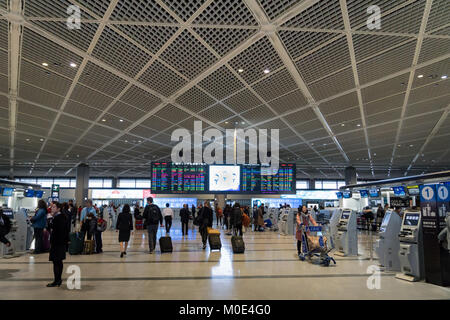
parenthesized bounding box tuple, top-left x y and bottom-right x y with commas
(0, 221, 449, 300)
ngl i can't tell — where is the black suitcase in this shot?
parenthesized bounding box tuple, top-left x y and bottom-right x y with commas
(69, 232, 84, 255)
(231, 236, 245, 254)
(208, 234, 221, 251)
(159, 236, 173, 253)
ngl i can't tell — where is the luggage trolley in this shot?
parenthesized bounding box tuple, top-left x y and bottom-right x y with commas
(298, 224, 336, 267)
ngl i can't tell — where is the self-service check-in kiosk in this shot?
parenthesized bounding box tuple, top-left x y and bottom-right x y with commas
(395, 210, 424, 282)
(375, 210, 402, 271)
(0, 208, 27, 258)
(334, 209, 358, 256)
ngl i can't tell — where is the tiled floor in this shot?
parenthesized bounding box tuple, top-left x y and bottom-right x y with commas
(1, 221, 449, 300)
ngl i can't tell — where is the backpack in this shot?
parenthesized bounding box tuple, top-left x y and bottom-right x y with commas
(147, 205, 160, 224)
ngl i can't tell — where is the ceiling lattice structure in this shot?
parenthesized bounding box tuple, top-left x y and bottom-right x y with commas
(0, 0, 449, 180)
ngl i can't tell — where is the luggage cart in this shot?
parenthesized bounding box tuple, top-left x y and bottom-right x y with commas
(298, 224, 336, 267)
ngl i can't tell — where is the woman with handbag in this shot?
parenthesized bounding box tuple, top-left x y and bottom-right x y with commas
(116, 204, 133, 258)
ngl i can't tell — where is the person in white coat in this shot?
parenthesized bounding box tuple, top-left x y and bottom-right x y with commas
(105, 204, 116, 230)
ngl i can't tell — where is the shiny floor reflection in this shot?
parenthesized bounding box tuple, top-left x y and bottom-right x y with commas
(0, 220, 449, 300)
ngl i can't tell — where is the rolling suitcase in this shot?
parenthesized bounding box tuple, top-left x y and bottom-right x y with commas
(208, 233, 221, 251)
(231, 235, 245, 254)
(159, 227, 173, 253)
(83, 239, 95, 255)
(69, 232, 84, 255)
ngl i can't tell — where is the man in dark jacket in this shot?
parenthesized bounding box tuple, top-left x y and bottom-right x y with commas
(0, 209, 12, 247)
(143, 197, 163, 254)
(230, 203, 243, 236)
(180, 204, 190, 236)
(198, 202, 213, 249)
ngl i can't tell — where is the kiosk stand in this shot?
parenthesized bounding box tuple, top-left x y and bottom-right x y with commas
(375, 210, 402, 271)
(334, 209, 358, 256)
(396, 210, 424, 282)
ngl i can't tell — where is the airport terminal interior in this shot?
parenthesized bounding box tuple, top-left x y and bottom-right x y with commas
(0, 0, 449, 300)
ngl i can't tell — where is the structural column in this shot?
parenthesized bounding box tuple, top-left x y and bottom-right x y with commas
(215, 194, 225, 209)
(75, 163, 89, 207)
(344, 166, 357, 186)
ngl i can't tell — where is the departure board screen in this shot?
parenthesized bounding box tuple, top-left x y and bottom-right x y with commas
(241, 165, 261, 193)
(260, 163, 296, 194)
(151, 162, 170, 193)
(151, 163, 207, 194)
(151, 163, 295, 194)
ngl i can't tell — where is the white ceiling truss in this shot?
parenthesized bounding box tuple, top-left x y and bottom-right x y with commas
(0, 0, 448, 180)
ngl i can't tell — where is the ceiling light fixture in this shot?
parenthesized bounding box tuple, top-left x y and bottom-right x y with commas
(70, 62, 77, 68)
(42, 62, 48, 67)
(40, 138, 44, 142)
(357, 124, 361, 127)
(341, 123, 345, 127)
(238, 69, 244, 73)
(119, 119, 124, 122)
(264, 69, 270, 74)
(102, 119, 106, 122)
(417, 74, 424, 78)
(441, 75, 448, 79)
(241, 122, 245, 125)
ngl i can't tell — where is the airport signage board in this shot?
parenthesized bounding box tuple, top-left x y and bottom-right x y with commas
(419, 184, 450, 286)
(92, 189, 153, 199)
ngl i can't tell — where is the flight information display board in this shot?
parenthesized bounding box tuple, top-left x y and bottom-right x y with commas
(151, 163, 295, 194)
(241, 165, 261, 193)
(152, 163, 207, 194)
(260, 163, 296, 194)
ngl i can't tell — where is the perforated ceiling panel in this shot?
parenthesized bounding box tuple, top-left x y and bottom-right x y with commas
(1, 0, 449, 178)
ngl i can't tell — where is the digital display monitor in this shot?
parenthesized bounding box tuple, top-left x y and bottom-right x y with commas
(260, 163, 296, 194)
(24, 189, 35, 197)
(1, 208, 13, 217)
(241, 165, 261, 193)
(343, 191, 352, 199)
(369, 188, 379, 197)
(393, 186, 406, 196)
(151, 162, 171, 193)
(35, 190, 44, 198)
(209, 165, 240, 192)
(404, 213, 419, 226)
(359, 190, 368, 198)
(380, 212, 392, 232)
(2, 187, 13, 197)
(336, 192, 343, 199)
(341, 211, 350, 220)
(407, 187, 419, 196)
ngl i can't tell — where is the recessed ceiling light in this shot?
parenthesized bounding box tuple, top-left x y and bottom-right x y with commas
(341, 123, 345, 127)
(264, 69, 270, 74)
(357, 124, 361, 127)
(235, 122, 238, 125)
(417, 74, 424, 78)
(26, 138, 30, 141)
(409, 144, 413, 147)
(119, 119, 124, 122)
(241, 122, 245, 125)
(102, 119, 106, 122)
(42, 62, 48, 67)
(125, 140, 128, 143)
(70, 62, 77, 68)
(441, 75, 448, 79)
(39, 138, 44, 142)
(238, 69, 244, 73)
(138, 140, 142, 143)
